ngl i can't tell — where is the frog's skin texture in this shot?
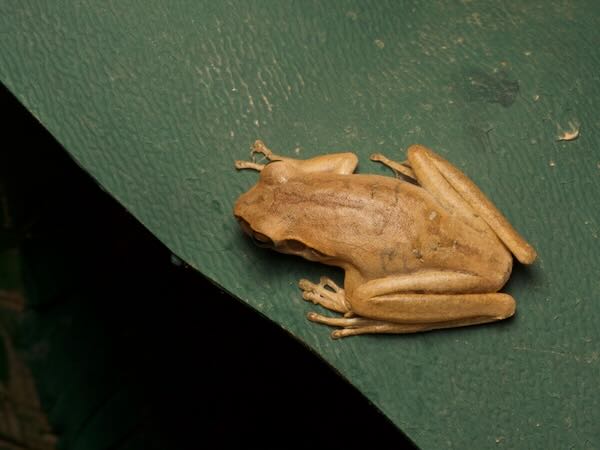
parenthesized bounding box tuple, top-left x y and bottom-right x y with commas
(234, 141, 536, 339)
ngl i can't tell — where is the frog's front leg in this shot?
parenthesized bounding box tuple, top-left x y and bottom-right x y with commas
(234, 140, 281, 171)
(235, 140, 358, 174)
(370, 153, 416, 180)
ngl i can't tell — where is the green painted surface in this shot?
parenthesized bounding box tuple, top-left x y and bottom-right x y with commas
(2, 1, 599, 448)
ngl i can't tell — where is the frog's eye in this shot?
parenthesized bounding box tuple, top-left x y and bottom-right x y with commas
(250, 231, 274, 248)
(285, 239, 306, 252)
(253, 232, 271, 243)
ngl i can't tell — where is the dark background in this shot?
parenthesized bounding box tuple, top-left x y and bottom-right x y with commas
(1, 85, 415, 449)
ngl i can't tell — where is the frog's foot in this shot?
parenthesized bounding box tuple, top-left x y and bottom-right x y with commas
(299, 276, 351, 314)
(307, 313, 442, 339)
(307, 313, 382, 339)
(236, 140, 286, 171)
(370, 153, 416, 181)
(251, 140, 277, 160)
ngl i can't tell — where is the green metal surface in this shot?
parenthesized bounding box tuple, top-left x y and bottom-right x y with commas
(2, 1, 599, 448)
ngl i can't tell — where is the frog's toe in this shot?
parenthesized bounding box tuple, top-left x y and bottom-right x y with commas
(298, 278, 315, 290)
(299, 277, 350, 313)
(308, 313, 385, 338)
(307, 312, 352, 326)
(319, 276, 343, 293)
(301, 290, 321, 304)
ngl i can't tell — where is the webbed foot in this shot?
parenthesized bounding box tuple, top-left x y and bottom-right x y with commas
(298, 276, 351, 315)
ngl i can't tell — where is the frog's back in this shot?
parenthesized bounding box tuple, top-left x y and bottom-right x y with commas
(266, 173, 435, 272)
(267, 172, 508, 279)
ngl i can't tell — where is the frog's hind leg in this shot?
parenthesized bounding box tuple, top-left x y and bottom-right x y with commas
(371, 145, 536, 264)
(370, 153, 417, 180)
(307, 312, 505, 339)
(406, 145, 537, 265)
(309, 292, 515, 338)
(307, 313, 396, 339)
(354, 291, 514, 328)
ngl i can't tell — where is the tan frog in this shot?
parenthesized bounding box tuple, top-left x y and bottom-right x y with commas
(234, 140, 536, 338)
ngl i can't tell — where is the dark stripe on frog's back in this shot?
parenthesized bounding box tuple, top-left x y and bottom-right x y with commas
(270, 172, 430, 259)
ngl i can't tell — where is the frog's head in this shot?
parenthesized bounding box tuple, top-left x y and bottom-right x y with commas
(235, 190, 333, 264)
(233, 181, 276, 242)
(234, 161, 335, 263)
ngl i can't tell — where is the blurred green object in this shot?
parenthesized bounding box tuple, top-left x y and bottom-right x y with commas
(2, 1, 599, 448)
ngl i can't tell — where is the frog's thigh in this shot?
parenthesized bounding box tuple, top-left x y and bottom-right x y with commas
(407, 145, 536, 265)
(354, 270, 506, 299)
(346, 271, 514, 326)
(349, 291, 515, 326)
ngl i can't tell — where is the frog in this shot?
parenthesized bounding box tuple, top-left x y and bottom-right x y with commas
(234, 140, 536, 339)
